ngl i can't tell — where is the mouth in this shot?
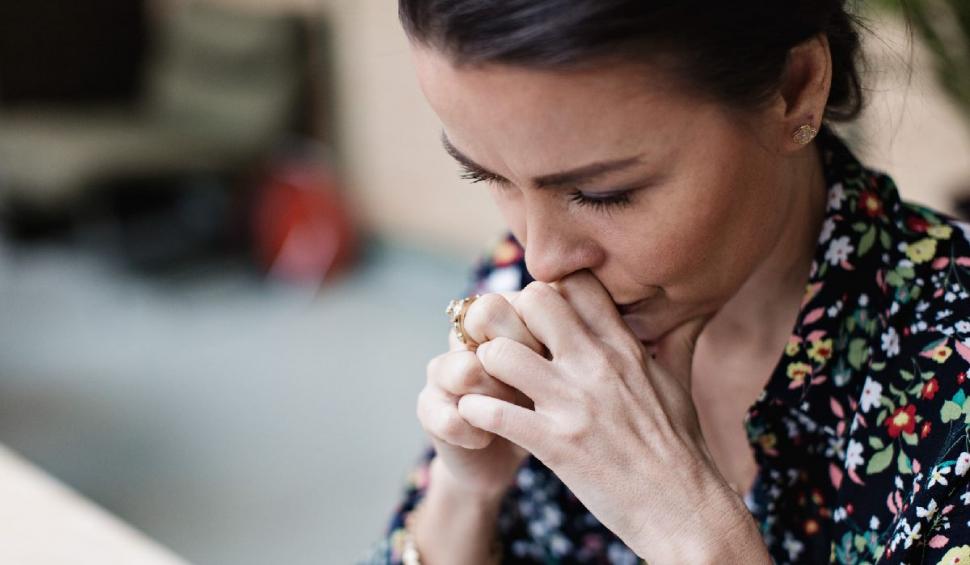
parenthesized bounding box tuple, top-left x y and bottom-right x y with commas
(616, 297, 651, 316)
(613, 286, 662, 316)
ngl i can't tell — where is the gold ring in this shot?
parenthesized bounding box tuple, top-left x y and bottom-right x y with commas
(446, 295, 481, 349)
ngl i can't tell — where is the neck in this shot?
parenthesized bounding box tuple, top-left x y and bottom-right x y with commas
(701, 143, 828, 360)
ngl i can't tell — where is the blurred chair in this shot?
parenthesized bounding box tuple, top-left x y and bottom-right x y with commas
(0, 0, 308, 215)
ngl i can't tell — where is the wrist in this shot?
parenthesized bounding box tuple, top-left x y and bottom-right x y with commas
(406, 458, 505, 565)
(630, 467, 769, 564)
(692, 490, 770, 565)
(428, 457, 509, 510)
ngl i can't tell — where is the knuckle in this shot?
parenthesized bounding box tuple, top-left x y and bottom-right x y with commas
(425, 354, 443, 380)
(485, 335, 513, 360)
(435, 408, 467, 442)
(465, 430, 493, 450)
(478, 295, 507, 330)
(464, 293, 503, 337)
(498, 290, 520, 303)
(474, 292, 505, 315)
(477, 402, 504, 431)
(559, 411, 592, 446)
(452, 354, 482, 391)
(519, 281, 553, 305)
(456, 349, 479, 371)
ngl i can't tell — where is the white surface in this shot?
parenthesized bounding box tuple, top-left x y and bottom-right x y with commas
(0, 443, 188, 565)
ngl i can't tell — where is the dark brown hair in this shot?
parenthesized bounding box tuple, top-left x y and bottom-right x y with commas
(399, 1, 866, 122)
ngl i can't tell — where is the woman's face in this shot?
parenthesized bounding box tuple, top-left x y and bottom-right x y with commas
(413, 47, 797, 343)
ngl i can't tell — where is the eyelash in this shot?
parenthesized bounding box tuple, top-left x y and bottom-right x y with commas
(459, 166, 635, 212)
(566, 190, 633, 211)
(459, 168, 502, 184)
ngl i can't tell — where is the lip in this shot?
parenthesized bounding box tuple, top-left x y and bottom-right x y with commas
(616, 297, 651, 315)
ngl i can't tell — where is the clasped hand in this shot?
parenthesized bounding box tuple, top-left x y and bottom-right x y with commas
(418, 271, 770, 563)
(468, 271, 711, 548)
(419, 270, 762, 561)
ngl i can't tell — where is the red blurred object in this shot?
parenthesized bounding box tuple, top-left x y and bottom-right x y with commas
(252, 157, 357, 284)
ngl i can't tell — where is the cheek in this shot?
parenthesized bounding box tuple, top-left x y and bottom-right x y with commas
(673, 168, 779, 299)
(608, 164, 776, 303)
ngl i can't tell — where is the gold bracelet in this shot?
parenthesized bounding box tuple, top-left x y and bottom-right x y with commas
(399, 499, 504, 565)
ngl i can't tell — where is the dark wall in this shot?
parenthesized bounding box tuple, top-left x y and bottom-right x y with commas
(0, 0, 147, 105)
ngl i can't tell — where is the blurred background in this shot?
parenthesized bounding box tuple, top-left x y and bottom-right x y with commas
(0, 1, 969, 564)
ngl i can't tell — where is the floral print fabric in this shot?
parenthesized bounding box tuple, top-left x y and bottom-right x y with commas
(362, 127, 970, 564)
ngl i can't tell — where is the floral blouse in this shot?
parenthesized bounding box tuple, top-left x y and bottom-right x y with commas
(363, 127, 970, 564)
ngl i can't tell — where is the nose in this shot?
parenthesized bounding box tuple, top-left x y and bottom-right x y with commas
(522, 213, 599, 283)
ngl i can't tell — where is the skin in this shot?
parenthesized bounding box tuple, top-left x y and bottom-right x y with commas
(412, 34, 832, 563)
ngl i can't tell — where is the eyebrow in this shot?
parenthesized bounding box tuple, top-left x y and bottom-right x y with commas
(441, 133, 643, 189)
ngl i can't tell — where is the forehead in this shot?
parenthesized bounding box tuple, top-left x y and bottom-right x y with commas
(411, 45, 711, 173)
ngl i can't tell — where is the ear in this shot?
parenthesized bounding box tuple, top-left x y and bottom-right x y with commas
(778, 33, 833, 152)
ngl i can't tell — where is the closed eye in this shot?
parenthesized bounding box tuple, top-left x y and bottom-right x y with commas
(567, 190, 634, 212)
(458, 159, 644, 214)
(459, 164, 507, 185)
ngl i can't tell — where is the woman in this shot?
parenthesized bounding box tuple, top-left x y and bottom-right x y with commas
(365, 1, 970, 563)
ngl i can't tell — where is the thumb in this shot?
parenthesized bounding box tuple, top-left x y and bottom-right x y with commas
(652, 315, 709, 390)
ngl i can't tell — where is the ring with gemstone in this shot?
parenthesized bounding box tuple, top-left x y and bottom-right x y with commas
(446, 295, 481, 350)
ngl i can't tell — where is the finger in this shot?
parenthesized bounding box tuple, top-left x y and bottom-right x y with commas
(475, 337, 556, 402)
(463, 293, 546, 356)
(448, 327, 466, 352)
(432, 334, 535, 410)
(511, 281, 591, 359)
(417, 386, 495, 449)
(550, 270, 630, 342)
(447, 292, 523, 352)
(497, 291, 520, 302)
(649, 315, 709, 391)
(433, 350, 520, 403)
(457, 393, 549, 456)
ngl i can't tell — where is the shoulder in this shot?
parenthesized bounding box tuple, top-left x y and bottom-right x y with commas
(469, 233, 532, 295)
